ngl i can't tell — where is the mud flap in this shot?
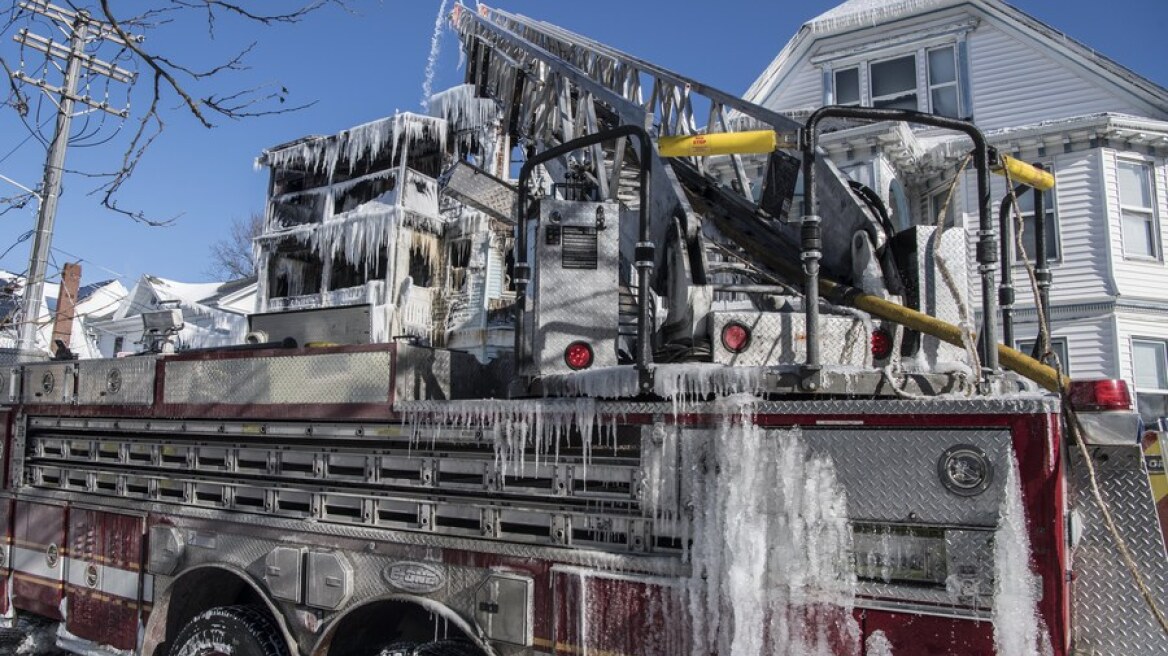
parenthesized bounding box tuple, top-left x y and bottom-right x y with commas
(1069, 445, 1168, 653)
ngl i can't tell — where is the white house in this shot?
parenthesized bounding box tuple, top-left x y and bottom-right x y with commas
(744, 0, 1168, 427)
(88, 274, 257, 357)
(0, 270, 128, 359)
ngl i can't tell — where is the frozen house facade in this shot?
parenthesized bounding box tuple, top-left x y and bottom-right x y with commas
(253, 86, 515, 361)
(744, 0, 1168, 427)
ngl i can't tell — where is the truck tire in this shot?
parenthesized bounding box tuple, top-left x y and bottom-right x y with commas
(376, 643, 417, 656)
(378, 640, 481, 656)
(414, 640, 482, 656)
(170, 606, 290, 656)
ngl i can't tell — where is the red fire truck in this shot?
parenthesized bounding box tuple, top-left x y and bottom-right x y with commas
(0, 4, 1165, 656)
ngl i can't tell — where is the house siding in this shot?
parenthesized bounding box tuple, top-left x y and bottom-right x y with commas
(961, 20, 1141, 131)
(1003, 149, 1113, 305)
(1103, 149, 1168, 301)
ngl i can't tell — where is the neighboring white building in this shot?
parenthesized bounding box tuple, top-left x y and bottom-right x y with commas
(744, 0, 1168, 426)
(0, 270, 128, 358)
(88, 275, 257, 357)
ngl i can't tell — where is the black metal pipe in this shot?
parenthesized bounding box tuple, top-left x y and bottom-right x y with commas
(998, 183, 1028, 349)
(516, 126, 654, 389)
(1032, 163, 1052, 343)
(803, 106, 999, 376)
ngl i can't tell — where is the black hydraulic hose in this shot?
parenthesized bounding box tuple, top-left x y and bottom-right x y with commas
(803, 106, 999, 377)
(516, 126, 654, 390)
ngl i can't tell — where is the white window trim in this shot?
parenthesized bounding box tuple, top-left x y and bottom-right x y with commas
(868, 52, 919, 110)
(926, 45, 961, 118)
(1117, 157, 1162, 262)
(1132, 337, 1168, 391)
(821, 38, 968, 118)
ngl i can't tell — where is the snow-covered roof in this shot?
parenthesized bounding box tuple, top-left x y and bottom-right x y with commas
(807, 0, 949, 35)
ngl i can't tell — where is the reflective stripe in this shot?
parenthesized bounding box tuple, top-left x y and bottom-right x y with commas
(63, 557, 140, 601)
(10, 546, 61, 580)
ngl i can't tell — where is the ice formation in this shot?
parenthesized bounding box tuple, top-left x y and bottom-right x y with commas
(398, 398, 609, 479)
(685, 395, 859, 656)
(992, 455, 1046, 656)
(260, 113, 448, 177)
(865, 630, 894, 656)
(420, 0, 451, 111)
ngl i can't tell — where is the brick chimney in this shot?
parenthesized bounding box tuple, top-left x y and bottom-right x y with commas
(51, 262, 82, 356)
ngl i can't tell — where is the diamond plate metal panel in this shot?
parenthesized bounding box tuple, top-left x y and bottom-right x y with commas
(1069, 445, 1168, 655)
(712, 311, 869, 366)
(800, 428, 1011, 526)
(532, 199, 620, 375)
(398, 397, 1058, 422)
(76, 357, 157, 406)
(445, 160, 518, 223)
(162, 351, 391, 405)
(394, 344, 486, 401)
(22, 362, 75, 404)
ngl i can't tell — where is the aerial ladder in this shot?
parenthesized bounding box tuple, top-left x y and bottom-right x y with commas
(450, 3, 1064, 394)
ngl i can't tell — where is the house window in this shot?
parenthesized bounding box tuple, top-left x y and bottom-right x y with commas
(870, 55, 918, 110)
(1132, 338, 1168, 425)
(1118, 160, 1160, 259)
(930, 188, 956, 227)
(834, 67, 860, 106)
(823, 42, 969, 118)
(1017, 337, 1069, 373)
(927, 46, 960, 118)
(113, 336, 124, 355)
(1013, 183, 1059, 262)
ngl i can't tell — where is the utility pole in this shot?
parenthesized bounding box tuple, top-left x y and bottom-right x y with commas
(11, 1, 134, 353)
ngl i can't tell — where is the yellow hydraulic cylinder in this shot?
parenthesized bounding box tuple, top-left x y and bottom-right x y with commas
(992, 154, 1055, 191)
(658, 130, 778, 158)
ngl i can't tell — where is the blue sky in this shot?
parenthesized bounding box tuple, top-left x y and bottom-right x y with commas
(0, 0, 1165, 289)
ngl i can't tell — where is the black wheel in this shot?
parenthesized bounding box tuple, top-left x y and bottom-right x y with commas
(169, 606, 290, 656)
(376, 643, 418, 656)
(414, 639, 483, 656)
(378, 640, 481, 656)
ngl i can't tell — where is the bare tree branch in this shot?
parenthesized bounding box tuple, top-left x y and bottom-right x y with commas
(206, 211, 263, 280)
(1, 0, 350, 225)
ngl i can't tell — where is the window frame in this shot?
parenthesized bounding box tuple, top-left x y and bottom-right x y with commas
(868, 53, 919, 111)
(833, 66, 861, 107)
(1016, 336, 1069, 374)
(1132, 337, 1168, 425)
(926, 45, 961, 118)
(1117, 158, 1161, 261)
(1132, 338, 1168, 391)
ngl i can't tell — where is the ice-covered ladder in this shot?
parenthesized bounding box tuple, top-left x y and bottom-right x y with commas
(451, 4, 879, 275)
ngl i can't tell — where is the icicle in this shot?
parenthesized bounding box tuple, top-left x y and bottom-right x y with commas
(428, 84, 500, 133)
(259, 113, 447, 179)
(397, 398, 610, 485)
(809, 0, 947, 35)
(685, 395, 859, 655)
(992, 455, 1045, 656)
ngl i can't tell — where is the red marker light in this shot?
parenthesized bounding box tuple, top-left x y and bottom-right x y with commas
(564, 341, 594, 370)
(1069, 379, 1132, 412)
(871, 328, 893, 360)
(721, 323, 751, 353)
